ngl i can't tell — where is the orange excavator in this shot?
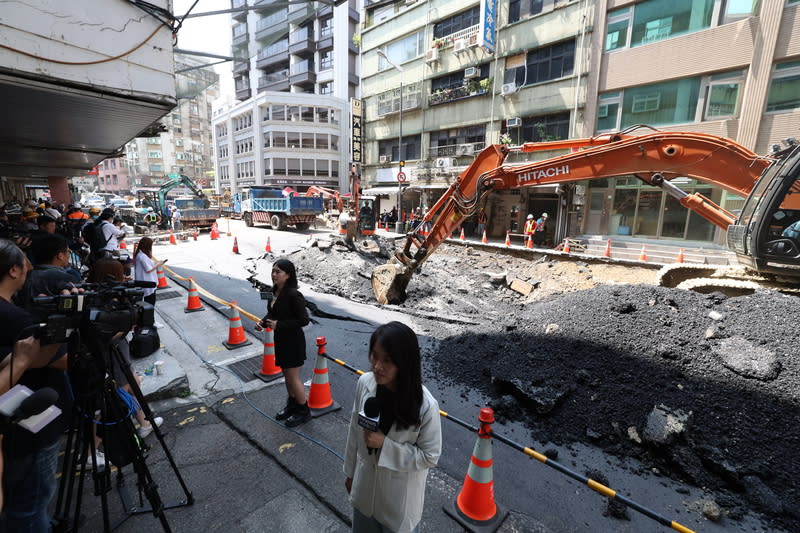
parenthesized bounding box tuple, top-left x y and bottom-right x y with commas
(372, 126, 800, 303)
(305, 185, 347, 212)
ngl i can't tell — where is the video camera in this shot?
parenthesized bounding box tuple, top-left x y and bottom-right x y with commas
(31, 281, 155, 344)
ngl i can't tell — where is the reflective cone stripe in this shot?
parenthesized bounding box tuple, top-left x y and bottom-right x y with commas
(504, 231, 511, 247)
(222, 302, 251, 349)
(526, 235, 533, 249)
(307, 337, 341, 416)
(232, 237, 240, 254)
(265, 236, 272, 252)
(457, 434, 497, 521)
(156, 268, 169, 289)
(257, 328, 282, 378)
(459, 228, 465, 241)
(169, 231, 177, 245)
(481, 230, 488, 244)
(184, 278, 205, 313)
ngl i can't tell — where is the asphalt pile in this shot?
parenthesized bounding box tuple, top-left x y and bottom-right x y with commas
(273, 239, 799, 531)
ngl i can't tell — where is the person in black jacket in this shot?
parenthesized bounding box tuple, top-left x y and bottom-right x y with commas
(255, 259, 311, 427)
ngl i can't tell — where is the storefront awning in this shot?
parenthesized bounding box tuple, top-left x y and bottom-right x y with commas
(362, 186, 401, 196)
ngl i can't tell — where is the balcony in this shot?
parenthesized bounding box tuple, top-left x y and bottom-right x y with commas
(289, 3, 313, 24)
(255, 9, 288, 40)
(428, 86, 487, 106)
(433, 24, 479, 51)
(317, 26, 333, 51)
(235, 79, 251, 100)
(289, 60, 316, 86)
(288, 27, 314, 56)
(377, 82, 422, 116)
(430, 141, 485, 158)
(258, 71, 290, 92)
(232, 0, 247, 20)
(233, 58, 250, 74)
(232, 23, 248, 46)
(256, 40, 289, 68)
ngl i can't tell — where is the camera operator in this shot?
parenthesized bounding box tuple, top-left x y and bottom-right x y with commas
(16, 234, 81, 309)
(0, 240, 67, 531)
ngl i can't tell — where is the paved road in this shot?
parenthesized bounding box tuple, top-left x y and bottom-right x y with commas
(68, 219, 779, 533)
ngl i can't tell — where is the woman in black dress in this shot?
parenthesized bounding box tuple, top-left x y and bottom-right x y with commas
(255, 259, 311, 427)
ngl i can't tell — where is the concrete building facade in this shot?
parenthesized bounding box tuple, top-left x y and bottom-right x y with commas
(213, 0, 360, 194)
(361, 0, 800, 247)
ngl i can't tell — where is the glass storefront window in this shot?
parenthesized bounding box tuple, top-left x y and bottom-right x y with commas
(634, 190, 662, 236)
(611, 188, 637, 235)
(621, 78, 700, 128)
(661, 195, 688, 238)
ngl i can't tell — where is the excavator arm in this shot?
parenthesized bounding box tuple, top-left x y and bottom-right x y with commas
(372, 128, 771, 304)
(305, 185, 345, 212)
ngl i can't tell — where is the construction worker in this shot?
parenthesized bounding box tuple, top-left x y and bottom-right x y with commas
(524, 214, 535, 242)
(534, 212, 548, 246)
(477, 208, 488, 236)
(144, 207, 160, 234)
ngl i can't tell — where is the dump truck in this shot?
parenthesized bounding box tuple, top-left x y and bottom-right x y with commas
(238, 186, 324, 231)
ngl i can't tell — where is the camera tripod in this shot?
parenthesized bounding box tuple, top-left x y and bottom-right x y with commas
(52, 332, 193, 532)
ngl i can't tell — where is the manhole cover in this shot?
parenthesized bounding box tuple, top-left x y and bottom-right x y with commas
(226, 355, 267, 383)
(155, 290, 181, 300)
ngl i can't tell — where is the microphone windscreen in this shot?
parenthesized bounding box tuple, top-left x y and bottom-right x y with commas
(364, 396, 381, 418)
(15, 387, 58, 418)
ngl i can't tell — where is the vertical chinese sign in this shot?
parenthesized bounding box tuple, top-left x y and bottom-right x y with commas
(478, 0, 497, 54)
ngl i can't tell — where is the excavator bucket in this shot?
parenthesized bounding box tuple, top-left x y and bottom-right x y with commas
(372, 263, 414, 304)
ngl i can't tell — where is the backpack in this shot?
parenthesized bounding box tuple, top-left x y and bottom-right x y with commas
(82, 219, 110, 258)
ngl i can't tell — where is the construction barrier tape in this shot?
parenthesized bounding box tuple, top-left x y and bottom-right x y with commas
(158, 263, 696, 533)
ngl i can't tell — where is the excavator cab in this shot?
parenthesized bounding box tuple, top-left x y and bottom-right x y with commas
(358, 196, 376, 236)
(729, 143, 800, 273)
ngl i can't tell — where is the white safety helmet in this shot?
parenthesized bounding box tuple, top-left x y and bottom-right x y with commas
(526, 214, 534, 220)
(147, 207, 154, 212)
(542, 213, 549, 218)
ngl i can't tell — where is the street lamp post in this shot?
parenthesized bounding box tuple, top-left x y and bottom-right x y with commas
(377, 51, 405, 224)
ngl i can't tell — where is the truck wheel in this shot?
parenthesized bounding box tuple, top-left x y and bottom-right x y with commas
(295, 222, 310, 231)
(270, 214, 284, 230)
(244, 213, 253, 227)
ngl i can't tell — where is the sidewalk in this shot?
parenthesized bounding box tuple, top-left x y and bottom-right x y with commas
(108, 279, 550, 532)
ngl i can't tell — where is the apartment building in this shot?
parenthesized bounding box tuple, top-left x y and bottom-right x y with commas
(126, 55, 219, 192)
(362, 0, 800, 247)
(213, 0, 360, 194)
(95, 157, 130, 195)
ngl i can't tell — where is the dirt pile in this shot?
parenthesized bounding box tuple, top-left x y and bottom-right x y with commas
(274, 239, 799, 530)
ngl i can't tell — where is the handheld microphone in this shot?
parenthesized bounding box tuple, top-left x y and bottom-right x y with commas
(15, 387, 58, 418)
(0, 386, 61, 434)
(358, 396, 381, 454)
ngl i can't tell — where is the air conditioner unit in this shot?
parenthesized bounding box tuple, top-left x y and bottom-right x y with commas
(425, 48, 439, 63)
(453, 39, 467, 53)
(507, 117, 522, 127)
(379, 155, 391, 163)
(435, 157, 454, 168)
(501, 83, 517, 96)
(457, 144, 475, 156)
(464, 67, 479, 79)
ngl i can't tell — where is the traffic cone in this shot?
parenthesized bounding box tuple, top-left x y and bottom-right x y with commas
(603, 239, 612, 258)
(210, 222, 219, 240)
(676, 248, 685, 263)
(563, 239, 571, 254)
(119, 240, 127, 250)
(526, 235, 533, 249)
(232, 237, 240, 254)
(639, 244, 648, 262)
(481, 230, 488, 244)
(307, 337, 341, 417)
(254, 327, 282, 382)
(459, 227, 465, 241)
(156, 267, 169, 289)
(184, 277, 205, 313)
(265, 236, 272, 253)
(222, 301, 251, 350)
(192, 229, 198, 241)
(504, 231, 511, 247)
(444, 407, 508, 531)
(169, 231, 177, 245)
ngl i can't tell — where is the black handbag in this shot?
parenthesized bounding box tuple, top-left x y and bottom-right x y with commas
(130, 326, 160, 359)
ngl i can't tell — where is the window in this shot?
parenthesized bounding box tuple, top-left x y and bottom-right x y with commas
(112, 175, 118, 184)
(320, 51, 333, 70)
(317, 107, 329, 123)
(301, 106, 314, 121)
(766, 60, 800, 112)
(317, 160, 329, 177)
(149, 164, 162, 172)
(287, 158, 300, 176)
(605, 0, 718, 51)
(301, 133, 314, 149)
(148, 151, 162, 159)
(431, 71, 467, 92)
(704, 70, 744, 119)
(111, 160, 116, 169)
(271, 105, 286, 121)
(597, 77, 703, 131)
(275, 158, 288, 175)
(301, 159, 315, 177)
(316, 135, 329, 150)
(506, 40, 575, 87)
(521, 112, 569, 142)
(287, 132, 300, 148)
(378, 135, 421, 161)
(378, 30, 425, 69)
(433, 7, 479, 39)
(631, 93, 661, 113)
(273, 132, 287, 148)
(508, 0, 546, 24)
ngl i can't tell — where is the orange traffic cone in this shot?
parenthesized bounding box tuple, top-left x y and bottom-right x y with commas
(169, 231, 177, 245)
(254, 327, 282, 382)
(603, 239, 612, 258)
(119, 240, 127, 250)
(307, 337, 341, 417)
(481, 230, 488, 244)
(210, 222, 219, 240)
(265, 236, 272, 253)
(192, 229, 198, 241)
(676, 248, 685, 263)
(563, 239, 571, 254)
(504, 231, 511, 247)
(639, 244, 648, 262)
(459, 228, 465, 241)
(156, 267, 169, 289)
(184, 277, 205, 313)
(222, 301, 252, 350)
(232, 237, 240, 254)
(445, 407, 508, 530)
(526, 235, 533, 249)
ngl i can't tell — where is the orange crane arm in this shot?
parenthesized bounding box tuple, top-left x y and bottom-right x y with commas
(399, 130, 770, 271)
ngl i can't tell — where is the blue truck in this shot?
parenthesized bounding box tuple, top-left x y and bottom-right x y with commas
(232, 187, 324, 231)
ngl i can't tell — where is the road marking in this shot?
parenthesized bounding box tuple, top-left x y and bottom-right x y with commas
(279, 443, 296, 454)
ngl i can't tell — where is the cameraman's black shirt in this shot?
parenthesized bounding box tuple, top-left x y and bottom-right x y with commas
(0, 299, 68, 456)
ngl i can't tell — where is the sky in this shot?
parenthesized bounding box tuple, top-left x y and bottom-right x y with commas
(172, 0, 235, 99)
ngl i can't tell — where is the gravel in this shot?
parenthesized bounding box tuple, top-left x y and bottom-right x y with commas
(267, 238, 800, 531)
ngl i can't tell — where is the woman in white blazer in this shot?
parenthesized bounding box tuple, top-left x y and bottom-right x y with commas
(343, 322, 442, 532)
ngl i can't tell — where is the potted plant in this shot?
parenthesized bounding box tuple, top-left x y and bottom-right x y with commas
(499, 133, 513, 145)
(467, 79, 480, 95)
(432, 38, 443, 49)
(479, 77, 493, 93)
(352, 33, 361, 49)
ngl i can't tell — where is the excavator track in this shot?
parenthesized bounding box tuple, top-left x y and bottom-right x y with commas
(676, 277, 800, 296)
(656, 263, 724, 288)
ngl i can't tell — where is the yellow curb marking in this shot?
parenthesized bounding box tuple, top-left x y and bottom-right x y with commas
(187, 407, 198, 413)
(222, 397, 235, 405)
(279, 443, 296, 454)
(178, 416, 195, 426)
(207, 345, 225, 354)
